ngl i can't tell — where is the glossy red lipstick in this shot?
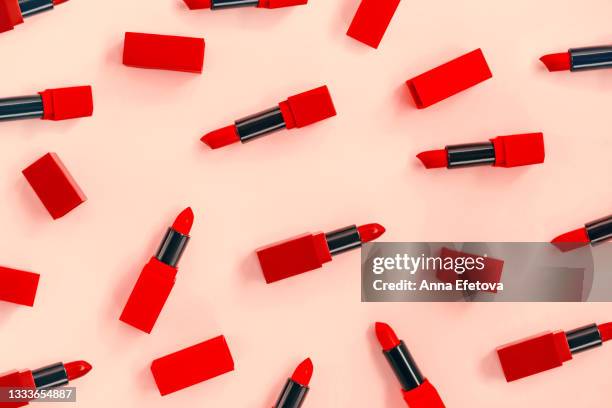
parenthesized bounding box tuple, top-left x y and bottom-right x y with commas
(0, 86, 93, 122)
(375, 323, 445, 408)
(540, 45, 612, 72)
(497, 322, 612, 382)
(0, 0, 69, 34)
(201, 86, 336, 149)
(273, 358, 313, 408)
(184, 0, 307, 10)
(120, 207, 194, 333)
(0, 361, 92, 407)
(257, 223, 385, 283)
(551, 213, 612, 252)
(417, 132, 544, 169)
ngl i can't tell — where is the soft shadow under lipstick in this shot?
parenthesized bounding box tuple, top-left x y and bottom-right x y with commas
(120, 207, 194, 333)
(375, 322, 446, 408)
(541, 45, 612, 72)
(551, 213, 612, 252)
(273, 358, 313, 408)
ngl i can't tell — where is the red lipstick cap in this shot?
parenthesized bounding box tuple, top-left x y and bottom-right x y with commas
(123, 32, 205, 74)
(0, 0, 23, 33)
(119, 257, 177, 334)
(346, 0, 401, 49)
(279, 86, 336, 129)
(0, 266, 40, 306)
(491, 132, 545, 167)
(403, 379, 446, 408)
(257, 232, 332, 283)
(406, 49, 492, 109)
(259, 0, 308, 8)
(22, 153, 87, 220)
(496, 331, 572, 382)
(39, 86, 94, 121)
(151, 335, 234, 396)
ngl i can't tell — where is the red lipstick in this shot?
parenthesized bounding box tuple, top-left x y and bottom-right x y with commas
(273, 358, 313, 408)
(552, 213, 612, 252)
(201, 86, 336, 150)
(0, 360, 92, 407)
(417, 132, 545, 169)
(184, 0, 307, 11)
(0, 0, 69, 34)
(0, 265, 40, 306)
(0, 86, 93, 122)
(257, 223, 385, 283)
(120, 207, 194, 333)
(540, 45, 612, 72)
(375, 323, 446, 408)
(497, 322, 611, 382)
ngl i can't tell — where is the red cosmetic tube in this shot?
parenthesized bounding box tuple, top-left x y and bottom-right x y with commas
(151, 335, 234, 396)
(119, 208, 193, 334)
(406, 49, 492, 109)
(0, 265, 40, 306)
(257, 223, 385, 283)
(540, 45, 612, 72)
(0, 361, 92, 407)
(22, 153, 87, 220)
(200, 86, 336, 149)
(183, 0, 307, 11)
(417, 132, 545, 169)
(346, 0, 401, 49)
(552, 214, 612, 252)
(273, 358, 313, 408)
(0, 0, 68, 34)
(123, 32, 205, 74)
(375, 323, 445, 408)
(0, 86, 93, 122)
(497, 323, 611, 382)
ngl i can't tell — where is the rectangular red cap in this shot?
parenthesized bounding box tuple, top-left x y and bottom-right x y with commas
(491, 132, 545, 168)
(346, 0, 400, 49)
(406, 49, 492, 109)
(496, 331, 572, 382)
(151, 335, 234, 396)
(123, 32, 205, 73)
(22, 153, 87, 219)
(0, 266, 40, 306)
(119, 257, 176, 334)
(279, 86, 337, 129)
(0, 0, 23, 33)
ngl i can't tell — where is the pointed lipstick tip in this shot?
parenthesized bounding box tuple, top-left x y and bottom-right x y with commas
(416, 150, 447, 169)
(183, 0, 211, 9)
(201, 125, 240, 150)
(375, 322, 400, 351)
(64, 360, 92, 381)
(540, 52, 571, 72)
(551, 227, 590, 252)
(291, 358, 313, 387)
(53, 0, 69, 4)
(172, 207, 195, 235)
(358, 223, 386, 243)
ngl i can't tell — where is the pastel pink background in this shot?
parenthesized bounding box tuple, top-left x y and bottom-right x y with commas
(1, 0, 611, 406)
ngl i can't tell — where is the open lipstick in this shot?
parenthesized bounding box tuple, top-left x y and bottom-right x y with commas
(257, 223, 385, 283)
(0, 361, 92, 407)
(551, 213, 612, 252)
(273, 358, 313, 408)
(497, 322, 612, 382)
(0, 86, 93, 122)
(120, 207, 194, 333)
(417, 132, 544, 169)
(184, 0, 307, 10)
(201, 86, 336, 149)
(0, 0, 69, 34)
(375, 322, 445, 408)
(540, 45, 612, 72)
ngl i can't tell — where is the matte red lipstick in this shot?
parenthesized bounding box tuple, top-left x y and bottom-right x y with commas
(540, 45, 612, 72)
(375, 323, 446, 408)
(497, 322, 612, 382)
(201, 86, 336, 149)
(257, 223, 385, 283)
(184, 0, 307, 10)
(552, 213, 612, 252)
(0, 0, 69, 34)
(273, 358, 313, 408)
(0, 361, 92, 407)
(417, 132, 544, 169)
(120, 207, 194, 333)
(0, 86, 93, 122)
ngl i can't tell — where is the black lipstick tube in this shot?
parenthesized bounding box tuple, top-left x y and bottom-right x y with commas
(383, 340, 425, 392)
(0, 94, 44, 122)
(565, 324, 602, 354)
(211, 0, 259, 9)
(18, 0, 55, 17)
(273, 378, 309, 408)
(325, 225, 362, 256)
(570, 45, 612, 71)
(32, 362, 69, 389)
(585, 214, 612, 245)
(155, 228, 190, 268)
(235, 106, 286, 143)
(446, 142, 495, 168)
